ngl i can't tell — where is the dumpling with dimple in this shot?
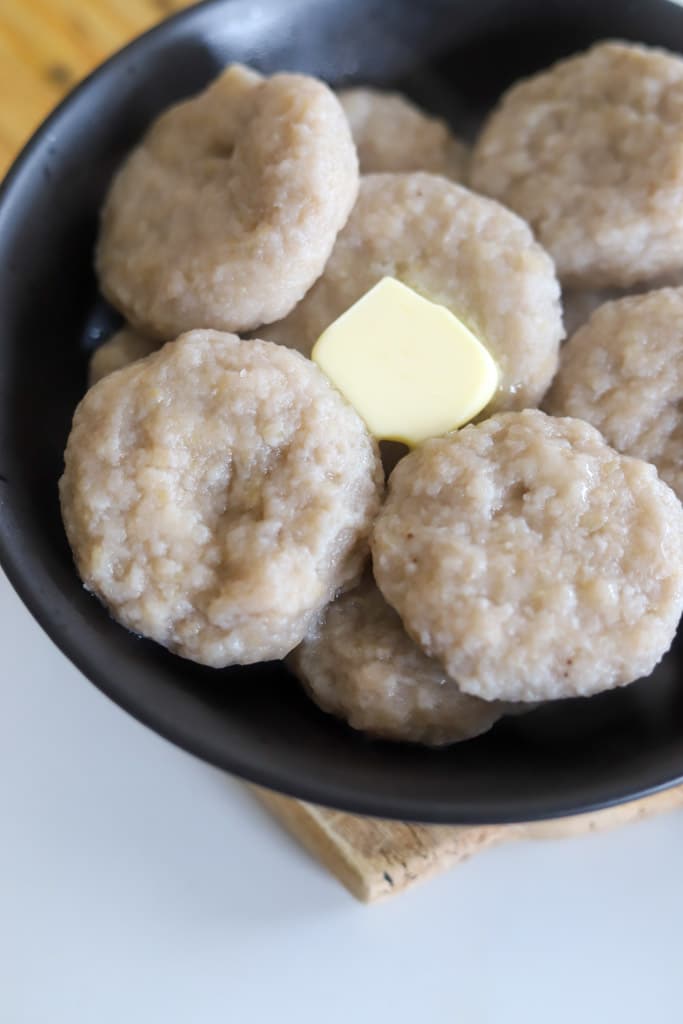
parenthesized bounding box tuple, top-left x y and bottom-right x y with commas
(372, 410, 683, 703)
(97, 65, 359, 340)
(60, 330, 384, 667)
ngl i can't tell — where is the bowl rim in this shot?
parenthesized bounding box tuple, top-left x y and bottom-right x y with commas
(2, 0, 683, 825)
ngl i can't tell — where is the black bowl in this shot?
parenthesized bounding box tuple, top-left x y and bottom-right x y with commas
(2, 0, 683, 825)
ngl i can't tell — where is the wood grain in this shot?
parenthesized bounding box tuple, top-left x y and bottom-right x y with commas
(0, 0, 195, 175)
(4, 0, 683, 905)
(256, 785, 683, 902)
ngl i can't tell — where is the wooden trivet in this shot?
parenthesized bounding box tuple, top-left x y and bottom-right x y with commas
(5, 0, 683, 906)
(255, 785, 683, 902)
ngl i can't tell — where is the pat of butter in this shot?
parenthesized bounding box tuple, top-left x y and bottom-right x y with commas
(311, 277, 498, 446)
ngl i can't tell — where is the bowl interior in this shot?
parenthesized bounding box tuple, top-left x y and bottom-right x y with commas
(1, 0, 683, 824)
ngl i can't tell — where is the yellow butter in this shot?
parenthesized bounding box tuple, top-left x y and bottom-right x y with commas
(311, 277, 498, 446)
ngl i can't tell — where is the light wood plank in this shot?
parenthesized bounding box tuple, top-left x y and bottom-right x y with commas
(256, 786, 683, 902)
(0, 0, 195, 175)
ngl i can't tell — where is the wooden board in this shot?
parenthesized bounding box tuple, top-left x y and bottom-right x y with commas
(256, 786, 683, 902)
(0, 0, 195, 176)
(4, 0, 683, 905)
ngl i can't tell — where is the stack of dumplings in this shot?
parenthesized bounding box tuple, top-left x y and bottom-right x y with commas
(61, 43, 683, 748)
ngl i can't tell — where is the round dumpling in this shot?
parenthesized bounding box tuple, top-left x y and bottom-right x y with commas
(262, 173, 563, 414)
(97, 65, 358, 339)
(471, 42, 683, 287)
(545, 288, 683, 501)
(372, 410, 683, 702)
(88, 326, 160, 386)
(289, 575, 509, 746)
(60, 330, 383, 667)
(338, 88, 469, 179)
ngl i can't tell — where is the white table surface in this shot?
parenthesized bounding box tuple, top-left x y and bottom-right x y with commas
(1, 565, 681, 1023)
